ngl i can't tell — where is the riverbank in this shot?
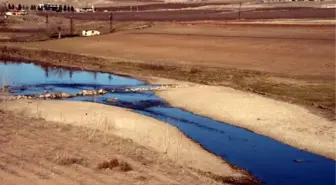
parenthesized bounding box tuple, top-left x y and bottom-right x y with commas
(155, 84, 336, 160)
(1, 100, 257, 184)
(0, 109, 244, 185)
(0, 44, 334, 121)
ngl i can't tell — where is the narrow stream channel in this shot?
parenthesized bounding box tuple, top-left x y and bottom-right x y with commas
(0, 61, 335, 185)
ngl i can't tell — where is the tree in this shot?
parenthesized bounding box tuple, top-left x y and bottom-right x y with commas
(70, 6, 74, 12)
(0, 3, 8, 28)
(7, 3, 11, 10)
(67, 5, 70, 12)
(18, 4, 22, 10)
(57, 5, 62, 12)
(63, 4, 67, 12)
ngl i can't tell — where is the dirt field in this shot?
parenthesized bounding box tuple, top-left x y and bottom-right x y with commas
(7, 22, 335, 78)
(0, 106, 256, 185)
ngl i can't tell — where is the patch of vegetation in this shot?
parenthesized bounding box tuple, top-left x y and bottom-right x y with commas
(97, 158, 133, 172)
(55, 156, 85, 165)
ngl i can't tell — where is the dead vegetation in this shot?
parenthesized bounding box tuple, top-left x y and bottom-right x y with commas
(54, 154, 86, 166)
(97, 158, 133, 172)
(0, 108, 254, 185)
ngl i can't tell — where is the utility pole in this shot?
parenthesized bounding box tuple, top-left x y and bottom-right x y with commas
(70, 15, 73, 35)
(58, 26, 61, 39)
(109, 12, 113, 33)
(45, 13, 49, 30)
(238, 2, 242, 20)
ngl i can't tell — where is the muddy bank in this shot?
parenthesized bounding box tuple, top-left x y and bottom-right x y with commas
(1, 100, 257, 184)
(155, 85, 336, 160)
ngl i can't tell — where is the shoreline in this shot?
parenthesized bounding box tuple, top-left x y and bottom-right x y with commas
(1, 100, 258, 184)
(155, 85, 336, 160)
(0, 45, 334, 120)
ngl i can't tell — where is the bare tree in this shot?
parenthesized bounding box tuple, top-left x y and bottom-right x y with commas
(0, 2, 8, 28)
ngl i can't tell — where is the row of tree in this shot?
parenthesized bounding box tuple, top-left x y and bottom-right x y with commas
(7, 4, 75, 12)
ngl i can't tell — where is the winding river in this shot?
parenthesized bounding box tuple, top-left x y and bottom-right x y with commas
(0, 61, 335, 185)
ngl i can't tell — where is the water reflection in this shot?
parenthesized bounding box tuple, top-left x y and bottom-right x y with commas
(40, 65, 75, 80)
(0, 61, 138, 87)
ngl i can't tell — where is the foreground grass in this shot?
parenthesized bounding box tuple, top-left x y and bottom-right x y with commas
(0, 46, 334, 120)
(0, 108, 257, 185)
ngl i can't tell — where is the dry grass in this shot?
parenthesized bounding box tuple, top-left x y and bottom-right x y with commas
(55, 155, 85, 165)
(97, 159, 120, 170)
(97, 158, 133, 172)
(119, 160, 133, 172)
(1, 109, 244, 185)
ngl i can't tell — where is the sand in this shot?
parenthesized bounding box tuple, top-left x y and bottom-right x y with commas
(2, 99, 251, 180)
(156, 85, 336, 160)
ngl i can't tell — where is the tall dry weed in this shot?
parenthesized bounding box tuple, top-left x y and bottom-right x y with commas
(0, 71, 9, 111)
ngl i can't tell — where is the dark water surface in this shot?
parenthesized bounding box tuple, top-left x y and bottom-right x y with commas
(0, 62, 335, 185)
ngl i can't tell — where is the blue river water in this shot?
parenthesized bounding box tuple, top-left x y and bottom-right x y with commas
(0, 62, 335, 185)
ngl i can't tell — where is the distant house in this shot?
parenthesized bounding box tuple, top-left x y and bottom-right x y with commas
(82, 30, 100, 36)
(5, 10, 26, 16)
(76, 5, 95, 13)
(5, 11, 12, 16)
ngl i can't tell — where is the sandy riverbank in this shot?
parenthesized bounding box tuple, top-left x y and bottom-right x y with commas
(156, 85, 336, 160)
(1, 99, 256, 184)
(1, 108, 242, 185)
